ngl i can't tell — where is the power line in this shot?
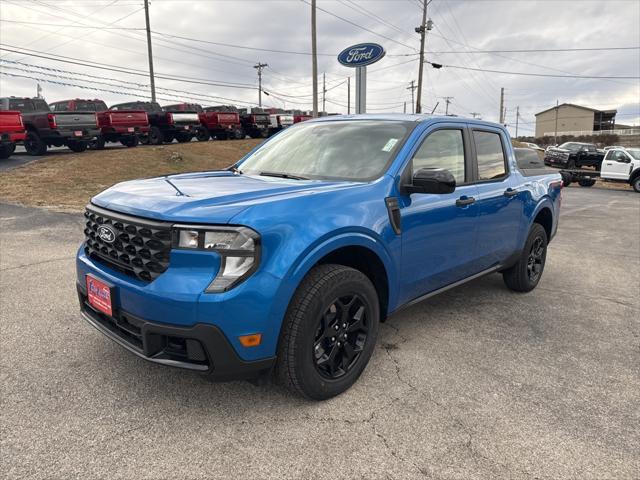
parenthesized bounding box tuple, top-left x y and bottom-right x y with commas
(426, 61, 640, 80)
(428, 46, 640, 53)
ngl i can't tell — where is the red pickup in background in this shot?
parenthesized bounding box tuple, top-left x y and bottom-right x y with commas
(0, 110, 26, 159)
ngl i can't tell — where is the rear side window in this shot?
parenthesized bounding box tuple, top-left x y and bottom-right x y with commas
(8, 99, 34, 112)
(515, 149, 544, 169)
(412, 129, 465, 184)
(33, 99, 50, 111)
(473, 131, 507, 180)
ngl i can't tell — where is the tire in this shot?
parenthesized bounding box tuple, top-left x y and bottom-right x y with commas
(147, 126, 164, 145)
(632, 176, 640, 193)
(89, 136, 106, 150)
(216, 132, 228, 140)
(67, 141, 88, 153)
(276, 264, 380, 400)
(502, 223, 548, 293)
(196, 127, 210, 142)
(8, 143, 16, 155)
(233, 128, 245, 140)
(120, 136, 138, 148)
(0, 144, 11, 159)
(175, 132, 192, 143)
(578, 178, 596, 187)
(24, 131, 47, 156)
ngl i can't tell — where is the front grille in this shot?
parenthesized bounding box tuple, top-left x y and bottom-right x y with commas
(84, 205, 172, 282)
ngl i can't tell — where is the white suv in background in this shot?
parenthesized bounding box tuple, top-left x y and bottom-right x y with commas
(600, 147, 640, 192)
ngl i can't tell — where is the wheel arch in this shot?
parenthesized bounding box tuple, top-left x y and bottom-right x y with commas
(629, 168, 640, 183)
(532, 204, 553, 241)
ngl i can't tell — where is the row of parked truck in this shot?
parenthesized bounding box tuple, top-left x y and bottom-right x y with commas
(0, 96, 312, 158)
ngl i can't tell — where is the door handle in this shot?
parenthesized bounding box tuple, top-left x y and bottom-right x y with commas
(504, 188, 518, 197)
(455, 196, 476, 207)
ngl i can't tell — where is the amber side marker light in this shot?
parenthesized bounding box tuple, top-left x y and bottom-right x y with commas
(239, 333, 262, 347)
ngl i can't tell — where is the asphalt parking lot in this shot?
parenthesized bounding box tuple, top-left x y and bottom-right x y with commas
(1, 187, 638, 479)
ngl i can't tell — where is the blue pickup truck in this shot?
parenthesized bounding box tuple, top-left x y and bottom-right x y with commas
(77, 115, 562, 399)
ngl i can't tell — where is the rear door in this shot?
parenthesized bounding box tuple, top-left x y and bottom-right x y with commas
(470, 127, 524, 269)
(398, 122, 480, 303)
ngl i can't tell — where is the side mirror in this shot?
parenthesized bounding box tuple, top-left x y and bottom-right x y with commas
(404, 168, 456, 195)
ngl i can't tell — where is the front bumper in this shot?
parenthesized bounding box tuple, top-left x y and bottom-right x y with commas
(78, 282, 275, 379)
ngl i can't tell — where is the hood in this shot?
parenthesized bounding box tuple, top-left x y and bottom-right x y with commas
(91, 170, 349, 223)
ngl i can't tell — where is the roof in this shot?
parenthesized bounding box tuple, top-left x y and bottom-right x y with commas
(308, 113, 505, 128)
(535, 103, 617, 117)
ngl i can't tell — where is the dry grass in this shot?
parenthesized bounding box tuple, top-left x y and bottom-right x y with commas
(0, 140, 260, 211)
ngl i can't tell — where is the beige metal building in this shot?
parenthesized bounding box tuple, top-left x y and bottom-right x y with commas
(534, 103, 617, 137)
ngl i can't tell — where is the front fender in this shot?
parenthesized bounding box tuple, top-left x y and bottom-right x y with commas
(265, 229, 398, 339)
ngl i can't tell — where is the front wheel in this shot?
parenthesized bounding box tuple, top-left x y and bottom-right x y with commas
(632, 176, 640, 193)
(276, 264, 380, 400)
(503, 223, 548, 293)
(147, 126, 164, 145)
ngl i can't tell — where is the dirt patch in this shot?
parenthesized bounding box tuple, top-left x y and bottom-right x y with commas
(0, 140, 260, 212)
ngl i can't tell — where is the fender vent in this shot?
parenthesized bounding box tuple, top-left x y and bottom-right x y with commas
(385, 197, 402, 235)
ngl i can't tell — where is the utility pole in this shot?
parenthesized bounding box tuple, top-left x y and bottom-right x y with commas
(499, 87, 504, 124)
(254, 62, 268, 107)
(347, 77, 351, 114)
(403, 102, 407, 114)
(407, 80, 417, 114)
(554, 99, 559, 144)
(311, 0, 318, 117)
(415, 0, 428, 113)
(470, 112, 481, 119)
(443, 96, 453, 115)
(322, 72, 326, 114)
(143, 0, 156, 102)
(36, 83, 42, 98)
(515, 105, 519, 137)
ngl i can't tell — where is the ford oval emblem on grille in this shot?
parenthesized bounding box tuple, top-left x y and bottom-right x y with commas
(97, 225, 116, 243)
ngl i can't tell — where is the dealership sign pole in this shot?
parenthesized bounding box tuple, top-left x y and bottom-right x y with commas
(338, 43, 385, 114)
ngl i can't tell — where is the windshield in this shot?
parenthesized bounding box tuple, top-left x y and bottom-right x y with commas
(238, 120, 412, 181)
(628, 149, 640, 160)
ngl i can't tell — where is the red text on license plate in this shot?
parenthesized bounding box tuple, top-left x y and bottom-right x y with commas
(86, 275, 113, 317)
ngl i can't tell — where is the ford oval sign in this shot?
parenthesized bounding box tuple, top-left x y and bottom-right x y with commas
(338, 43, 385, 68)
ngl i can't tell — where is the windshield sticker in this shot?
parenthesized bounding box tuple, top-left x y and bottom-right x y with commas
(382, 138, 398, 152)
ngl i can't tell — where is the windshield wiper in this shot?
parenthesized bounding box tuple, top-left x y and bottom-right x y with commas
(259, 171, 310, 180)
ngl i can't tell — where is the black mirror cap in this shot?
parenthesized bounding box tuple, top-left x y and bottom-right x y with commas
(405, 168, 456, 195)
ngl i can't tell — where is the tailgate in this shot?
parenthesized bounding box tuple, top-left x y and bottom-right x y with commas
(54, 112, 97, 130)
(217, 113, 239, 126)
(171, 112, 200, 125)
(108, 111, 148, 127)
(0, 111, 23, 132)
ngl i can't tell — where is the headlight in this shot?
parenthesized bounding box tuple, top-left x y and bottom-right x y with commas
(173, 225, 260, 292)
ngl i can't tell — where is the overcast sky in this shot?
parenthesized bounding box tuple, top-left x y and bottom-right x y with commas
(1, 0, 639, 137)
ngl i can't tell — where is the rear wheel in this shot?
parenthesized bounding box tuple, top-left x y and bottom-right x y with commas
(24, 131, 47, 156)
(147, 126, 164, 145)
(578, 178, 596, 187)
(276, 264, 380, 400)
(89, 135, 106, 150)
(0, 144, 11, 159)
(503, 223, 548, 293)
(67, 140, 88, 153)
(120, 136, 138, 148)
(195, 127, 210, 142)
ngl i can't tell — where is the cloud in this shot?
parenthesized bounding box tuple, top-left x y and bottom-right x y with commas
(1, 0, 638, 134)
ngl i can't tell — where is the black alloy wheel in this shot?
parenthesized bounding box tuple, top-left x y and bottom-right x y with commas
(313, 294, 369, 379)
(526, 236, 545, 284)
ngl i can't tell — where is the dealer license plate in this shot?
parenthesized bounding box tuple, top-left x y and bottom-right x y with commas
(86, 275, 113, 317)
(74, 130, 83, 137)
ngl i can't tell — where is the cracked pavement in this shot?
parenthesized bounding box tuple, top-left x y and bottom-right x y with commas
(1, 187, 639, 479)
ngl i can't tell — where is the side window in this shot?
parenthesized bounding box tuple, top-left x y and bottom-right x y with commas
(412, 129, 465, 184)
(614, 151, 628, 162)
(473, 131, 506, 180)
(604, 150, 615, 160)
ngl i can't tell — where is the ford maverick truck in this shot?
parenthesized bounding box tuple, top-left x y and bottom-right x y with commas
(0, 110, 25, 159)
(0, 97, 99, 155)
(77, 115, 562, 400)
(49, 99, 149, 149)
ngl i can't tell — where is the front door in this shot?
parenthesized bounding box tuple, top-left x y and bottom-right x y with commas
(603, 150, 631, 180)
(398, 125, 480, 304)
